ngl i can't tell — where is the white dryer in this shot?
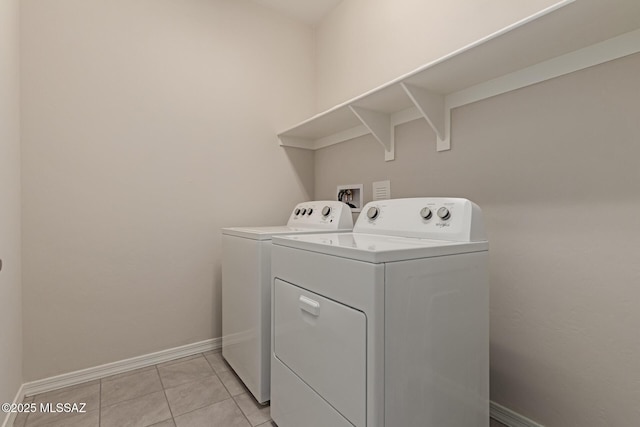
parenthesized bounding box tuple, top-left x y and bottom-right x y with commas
(221, 201, 353, 404)
(270, 198, 489, 427)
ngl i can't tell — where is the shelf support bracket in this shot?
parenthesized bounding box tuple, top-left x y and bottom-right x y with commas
(401, 83, 450, 151)
(349, 105, 395, 161)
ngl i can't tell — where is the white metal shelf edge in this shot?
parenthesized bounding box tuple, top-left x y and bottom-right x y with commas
(448, 27, 640, 110)
(277, 0, 575, 138)
(279, 26, 640, 160)
(314, 125, 370, 150)
(276, 0, 576, 159)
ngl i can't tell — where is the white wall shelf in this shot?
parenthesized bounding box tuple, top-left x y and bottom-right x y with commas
(277, 0, 640, 161)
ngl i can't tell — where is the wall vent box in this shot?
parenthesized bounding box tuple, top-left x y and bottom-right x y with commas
(337, 184, 363, 212)
(373, 180, 391, 200)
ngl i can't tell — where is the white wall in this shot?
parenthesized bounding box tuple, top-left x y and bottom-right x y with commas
(313, 1, 640, 426)
(0, 0, 23, 406)
(21, 0, 315, 381)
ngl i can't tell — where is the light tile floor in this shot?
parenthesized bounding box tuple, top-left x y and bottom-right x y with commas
(14, 351, 273, 427)
(13, 350, 507, 427)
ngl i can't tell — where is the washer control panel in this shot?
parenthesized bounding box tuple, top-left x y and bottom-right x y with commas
(354, 198, 486, 242)
(287, 201, 353, 230)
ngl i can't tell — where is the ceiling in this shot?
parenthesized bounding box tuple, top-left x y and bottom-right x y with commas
(252, 0, 343, 24)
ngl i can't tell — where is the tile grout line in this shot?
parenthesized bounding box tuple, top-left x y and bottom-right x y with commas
(98, 379, 102, 427)
(22, 398, 30, 427)
(231, 394, 256, 427)
(24, 384, 101, 427)
(205, 356, 236, 397)
(99, 386, 164, 411)
(25, 353, 221, 427)
(206, 352, 256, 427)
(156, 363, 176, 427)
(159, 351, 250, 424)
(160, 351, 240, 424)
(101, 358, 201, 414)
(97, 369, 172, 426)
(198, 352, 254, 426)
(166, 397, 241, 424)
(30, 352, 247, 427)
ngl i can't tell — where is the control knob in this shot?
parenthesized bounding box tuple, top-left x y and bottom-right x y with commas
(307, 208, 313, 215)
(300, 208, 307, 215)
(437, 207, 451, 220)
(294, 208, 301, 215)
(420, 207, 432, 220)
(367, 206, 379, 220)
(321, 206, 331, 217)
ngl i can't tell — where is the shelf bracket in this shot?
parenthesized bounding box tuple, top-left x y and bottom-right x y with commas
(401, 82, 450, 151)
(349, 105, 395, 161)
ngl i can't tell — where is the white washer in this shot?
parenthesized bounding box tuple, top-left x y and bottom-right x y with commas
(270, 198, 489, 427)
(221, 201, 353, 404)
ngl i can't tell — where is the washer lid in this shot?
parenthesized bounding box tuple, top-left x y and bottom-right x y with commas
(272, 232, 488, 263)
(222, 226, 353, 241)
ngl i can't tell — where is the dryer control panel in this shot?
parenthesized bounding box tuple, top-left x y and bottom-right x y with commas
(287, 201, 353, 230)
(354, 197, 486, 242)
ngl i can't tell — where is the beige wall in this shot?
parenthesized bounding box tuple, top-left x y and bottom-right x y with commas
(314, 0, 561, 110)
(314, 2, 640, 424)
(21, 0, 315, 381)
(0, 0, 23, 406)
(17, 5, 640, 427)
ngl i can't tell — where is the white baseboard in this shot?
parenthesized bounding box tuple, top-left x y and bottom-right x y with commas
(1, 384, 25, 427)
(491, 401, 545, 427)
(22, 337, 221, 398)
(6, 342, 542, 427)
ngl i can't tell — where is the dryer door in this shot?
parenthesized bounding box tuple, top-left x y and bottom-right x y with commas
(273, 278, 366, 426)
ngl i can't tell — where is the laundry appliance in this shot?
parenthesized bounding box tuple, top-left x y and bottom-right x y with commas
(221, 201, 353, 404)
(270, 198, 489, 426)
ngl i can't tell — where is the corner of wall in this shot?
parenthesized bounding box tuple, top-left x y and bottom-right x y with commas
(0, 0, 24, 418)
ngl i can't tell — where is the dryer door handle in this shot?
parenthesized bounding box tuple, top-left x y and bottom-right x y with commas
(299, 295, 320, 316)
